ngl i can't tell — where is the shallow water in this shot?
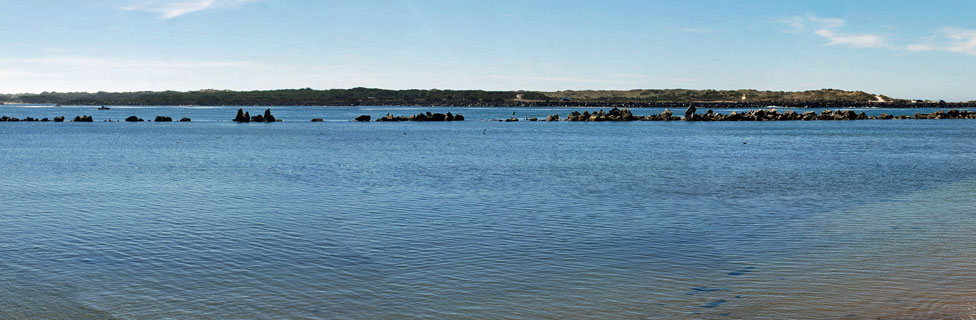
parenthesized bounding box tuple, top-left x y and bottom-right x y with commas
(0, 105, 974, 319)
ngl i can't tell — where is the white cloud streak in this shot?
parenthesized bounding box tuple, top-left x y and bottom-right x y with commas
(943, 28, 976, 56)
(781, 15, 888, 49)
(906, 28, 976, 56)
(814, 29, 886, 48)
(122, 0, 260, 19)
(783, 15, 976, 57)
(806, 15, 887, 48)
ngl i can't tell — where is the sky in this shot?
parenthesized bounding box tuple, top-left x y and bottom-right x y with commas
(0, 0, 975, 100)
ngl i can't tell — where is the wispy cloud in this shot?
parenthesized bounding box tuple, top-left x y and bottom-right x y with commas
(122, 0, 260, 19)
(779, 16, 805, 32)
(814, 29, 886, 48)
(780, 15, 888, 48)
(906, 43, 936, 52)
(906, 28, 976, 56)
(781, 15, 976, 57)
(942, 28, 976, 55)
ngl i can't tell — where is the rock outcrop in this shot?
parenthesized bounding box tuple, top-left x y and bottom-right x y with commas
(125, 116, 144, 122)
(525, 108, 976, 122)
(374, 112, 465, 122)
(355, 115, 371, 122)
(233, 109, 249, 122)
(234, 109, 277, 122)
(375, 113, 409, 122)
(154, 116, 173, 122)
(179, 117, 191, 122)
(73, 115, 93, 122)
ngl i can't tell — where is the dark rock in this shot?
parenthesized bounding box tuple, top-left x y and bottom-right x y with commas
(179, 117, 191, 122)
(684, 106, 697, 120)
(41, 118, 50, 122)
(54, 116, 65, 122)
(454, 114, 464, 121)
(376, 113, 408, 122)
(73, 115, 93, 122)
(263, 109, 276, 122)
(546, 114, 560, 121)
(234, 109, 247, 122)
(429, 113, 447, 121)
(125, 116, 144, 122)
(355, 115, 371, 122)
(311, 118, 324, 122)
(155, 116, 173, 122)
(621, 108, 636, 121)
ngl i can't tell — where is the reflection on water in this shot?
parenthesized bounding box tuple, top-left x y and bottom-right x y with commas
(0, 106, 974, 319)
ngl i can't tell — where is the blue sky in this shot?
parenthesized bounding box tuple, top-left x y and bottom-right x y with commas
(1, 0, 975, 100)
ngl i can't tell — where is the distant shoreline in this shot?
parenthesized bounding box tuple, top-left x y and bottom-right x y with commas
(2, 101, 975, 109)
(2, 88, 972, 108)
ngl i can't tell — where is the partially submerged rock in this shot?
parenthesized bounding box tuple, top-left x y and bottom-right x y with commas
(372, 112, 465, 122)
(125, 116, 144, 122)
(234, 108, 277, 122)
(542, 108, 976, 122)
(233, 109, 249, 122)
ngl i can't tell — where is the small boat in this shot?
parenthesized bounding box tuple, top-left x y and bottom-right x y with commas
(97, 106, 110, 110)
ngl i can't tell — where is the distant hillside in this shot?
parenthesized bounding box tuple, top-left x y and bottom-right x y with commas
(544, 89, 894, 103)
(0, 88, 899, 106)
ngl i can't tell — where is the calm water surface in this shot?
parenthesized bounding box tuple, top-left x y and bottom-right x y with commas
(0, 105, 975, 319)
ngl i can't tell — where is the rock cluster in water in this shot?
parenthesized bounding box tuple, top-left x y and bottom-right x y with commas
(520, 107, 976, 122)
(234, 109, 279, 122)
(374, 112, 464, 122)
(0, 114, 190, 123)
(0, 116, 53, 122)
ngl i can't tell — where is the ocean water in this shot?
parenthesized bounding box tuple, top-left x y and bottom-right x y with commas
(0, 105, 975, 319)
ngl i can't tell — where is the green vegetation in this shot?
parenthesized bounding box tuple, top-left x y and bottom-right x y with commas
(0, 88, 897, 106)
(545, 89, 891, 102)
